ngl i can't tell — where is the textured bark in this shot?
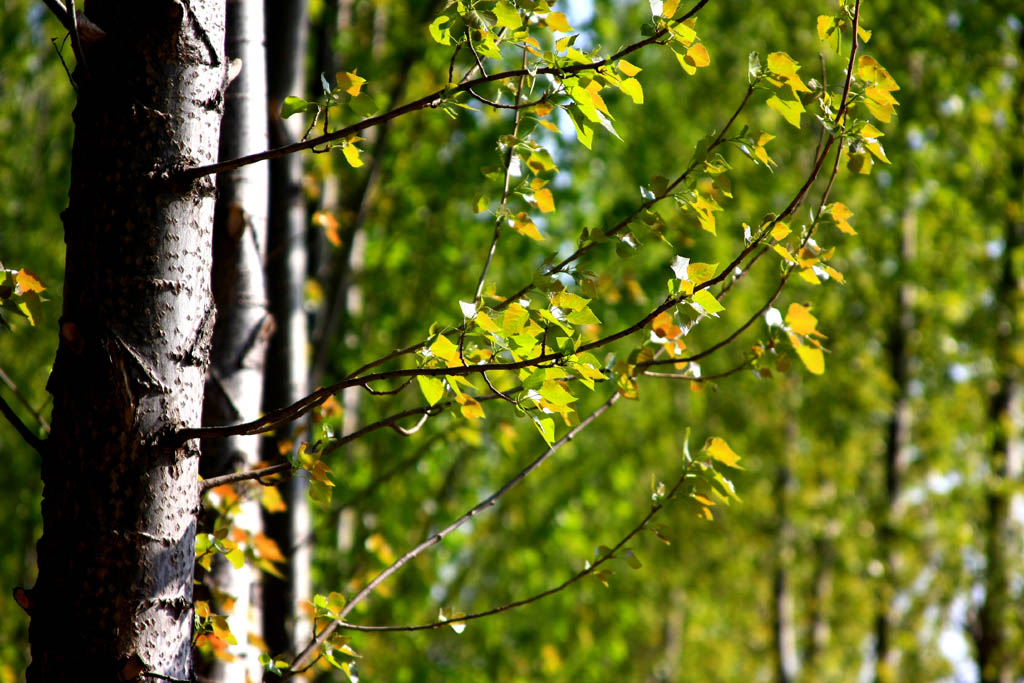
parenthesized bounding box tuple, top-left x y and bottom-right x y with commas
(262, 0, 313, 658)
(30, 1, 226, 680)
(200, 0, 270, 679)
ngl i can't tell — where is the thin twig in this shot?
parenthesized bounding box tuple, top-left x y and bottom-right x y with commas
(290, 389, 621, 671)
(326, 468, 691, 633)
(200, 462, 291, 493)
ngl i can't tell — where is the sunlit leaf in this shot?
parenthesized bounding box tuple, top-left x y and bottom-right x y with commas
(704, 436, 743, 469)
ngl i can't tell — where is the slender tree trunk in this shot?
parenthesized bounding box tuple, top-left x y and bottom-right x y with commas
(873, 208, 916, 683)
(263, 0, 313, 658)
(29, 2, 226, 679)
(200, 0, 270, 679)
(974, 35, 1023, 678)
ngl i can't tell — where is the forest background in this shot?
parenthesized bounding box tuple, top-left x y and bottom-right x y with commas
(0, 0, 1021, 681)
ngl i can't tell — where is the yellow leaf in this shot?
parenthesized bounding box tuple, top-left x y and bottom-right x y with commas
(457, 394, 486, 419)
(798, 268, 821, 285)
(313, 210, 341, 246)
(336, 70, 366, 96)
(828, 202, 856, 234)
(785, 303, 818, 336)
(770, 222, 791, 241)
(795, 345, 825, 374)
(534, 188, 555, 213)
(537, 119, 561, 133)
(824, 265, 845, 283)
(662, 0, 681, 17)
(705, 437, 743, 469)
(341, 140, 364, 168)
(772, 244, 797, 263)
(546, 11, 572, 32)
(617, 59, 642, 77)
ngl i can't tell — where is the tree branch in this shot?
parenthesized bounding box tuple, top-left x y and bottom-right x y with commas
(176, 0, 713, 182)
(41, 0, 74, 34)
(0, 392, 45, 456)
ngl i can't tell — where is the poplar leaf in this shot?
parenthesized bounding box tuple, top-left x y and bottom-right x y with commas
(691, 290, 724, 316)
(785, 303, 818, 336)
(417, 375, 445, 406)
(547, 11, 572, 32)
(16, 269, 45, 293)
(618, 59, 642, 77)
(767, 95, 804, 128)
(795, 345, 825, 374)
(704, 437, 743, 469)
(620, 77, 644, 104)
(535, 188, 555, 213)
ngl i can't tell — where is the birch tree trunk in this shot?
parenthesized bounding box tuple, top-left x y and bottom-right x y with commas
(200, 0, 270, 679)
(29, 1, 226, 679)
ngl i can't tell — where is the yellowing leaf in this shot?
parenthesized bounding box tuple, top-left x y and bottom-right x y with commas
(767, 95, 804, 128)
(620, 77, 644, 104)
(430, 334, 460, 363)
(795, 345, 825, 374)
(534, 188, 555, 213)
(457, 394, 485, 419)
(785, 303, 818, 336)
(767, 52, 800, 77)
(691, 289, 724, 316)
(546, 11, 572, 32)
(16, 269, 45, 293)
(651, 310, 683, 340)
(686, 43, 710, 67)
(617, 59, 642, 77)
(662, 0, 680, 17)
(511, 211, 544, 241)
(817, 15, 836, 41)
(704, 437, 743, 469)
(336, 70, 366, 96)
(494, 0, 522, 29)
(417, 375, 445, 406)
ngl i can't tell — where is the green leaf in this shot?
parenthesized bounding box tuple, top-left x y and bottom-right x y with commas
(281, 96, 312, 119)
(429, 15, 452, 45)
(494, 1, 522, 29)
(417, 375, 445, 405)
(567, 105, 594, 149)
(690, 290, 725, 316)
(532, 415, 556, 444)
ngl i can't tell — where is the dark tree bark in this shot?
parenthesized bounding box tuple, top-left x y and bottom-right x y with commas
(262, 0, 313, 658)
(29, 1, 226, 679)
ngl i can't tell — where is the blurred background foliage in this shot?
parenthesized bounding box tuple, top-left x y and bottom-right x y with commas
(1, 1, 1021, 681)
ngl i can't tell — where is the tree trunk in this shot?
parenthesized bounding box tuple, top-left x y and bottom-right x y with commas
(29, 2, 225, 679)
(262, 0, 313, 658)
(974, 35, 1023, 677)
(201, 0, 270, 679)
